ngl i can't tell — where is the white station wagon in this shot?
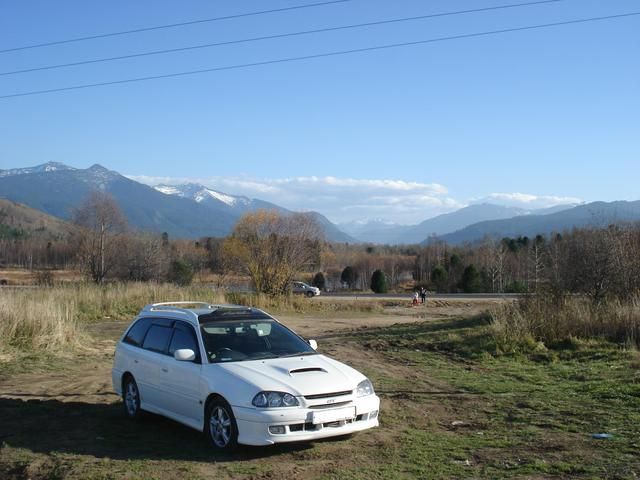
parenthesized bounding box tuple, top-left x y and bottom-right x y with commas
(112, 302, 380, 449)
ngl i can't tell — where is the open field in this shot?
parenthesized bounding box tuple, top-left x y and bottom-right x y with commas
(1, 295, 639, 479)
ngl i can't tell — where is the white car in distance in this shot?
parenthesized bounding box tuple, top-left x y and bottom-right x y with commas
(292, 281, 321, 297)
(112, 302, 380, 449)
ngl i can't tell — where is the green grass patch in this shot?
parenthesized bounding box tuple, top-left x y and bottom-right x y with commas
(341, 316, 640, 479)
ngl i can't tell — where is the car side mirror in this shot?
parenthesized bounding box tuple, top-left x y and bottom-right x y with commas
(308, 339, 318, 350)
(174, 349, 196, 361)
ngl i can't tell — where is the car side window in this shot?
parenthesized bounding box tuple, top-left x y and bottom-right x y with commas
(142, 324, 173, 354)
(168, 322, 200, 362)
(123, 318, 152, 347)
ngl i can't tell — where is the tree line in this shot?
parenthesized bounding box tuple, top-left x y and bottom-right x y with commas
(1, 191, 638, 300)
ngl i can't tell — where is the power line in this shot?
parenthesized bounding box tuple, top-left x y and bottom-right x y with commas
(0, 0, 351, 55)
(1, 12, 638, 101)
(0, 0, 564, 77)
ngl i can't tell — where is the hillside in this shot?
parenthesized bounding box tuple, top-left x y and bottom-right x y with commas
(0, 198, 74, 239)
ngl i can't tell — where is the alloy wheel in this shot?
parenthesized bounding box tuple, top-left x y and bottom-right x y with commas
(209, 406, 232, 447)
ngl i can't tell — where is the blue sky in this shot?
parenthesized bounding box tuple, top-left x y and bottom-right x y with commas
(1, 0, 638, 224)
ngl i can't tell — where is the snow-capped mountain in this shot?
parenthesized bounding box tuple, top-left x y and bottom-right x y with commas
(153, 183, 282, 215)
(0, 161, 76, 177)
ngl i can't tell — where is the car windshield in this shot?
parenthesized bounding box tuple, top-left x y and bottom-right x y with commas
(200, 319, 316, 363)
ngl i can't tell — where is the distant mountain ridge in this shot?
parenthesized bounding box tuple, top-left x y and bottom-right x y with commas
(0, 161, 75, 178)
(434, 200, 640, 245)
(2, 162, 635, 245)
(341, 203, 573, 244)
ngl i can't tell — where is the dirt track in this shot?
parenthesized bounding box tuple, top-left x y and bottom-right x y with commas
(0, 300, 493, 479)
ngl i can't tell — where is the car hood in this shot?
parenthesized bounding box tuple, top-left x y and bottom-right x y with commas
(213, 354, 364, 397)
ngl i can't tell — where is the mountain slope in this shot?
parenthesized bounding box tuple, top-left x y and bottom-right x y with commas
(304, 212, 356, 243)
(339, 219, 407, 244)
(436, 201, 640, 245)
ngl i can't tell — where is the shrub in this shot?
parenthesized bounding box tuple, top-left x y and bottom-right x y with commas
(370, 270, 388, 294)
(341, 266, 357, 289)
(505, 281, 527, 294)
(168, 260, 194, 286)
(460, 265, 482, 293)
(490, 293, 640, 352)
(312, 272, 326, 291)
(430, 265, 448, 293)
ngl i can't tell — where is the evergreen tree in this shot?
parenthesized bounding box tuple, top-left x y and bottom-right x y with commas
(370, 269, 388, 293)
(460, 264, 482, 293)
(312, 272, 326, 291)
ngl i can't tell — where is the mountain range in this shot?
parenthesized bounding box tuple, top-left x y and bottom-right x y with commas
(0, 162, 354, 242)
(1, 162, 638, 245)
(435, 200, 640, 245)
(339, 203, 579, 244)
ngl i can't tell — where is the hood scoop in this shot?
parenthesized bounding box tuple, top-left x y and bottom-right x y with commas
(289, 367, 327, 375)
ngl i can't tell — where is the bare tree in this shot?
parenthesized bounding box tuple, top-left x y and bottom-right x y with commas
(223, 210, 323, 295)
(72, 191, 127, 283)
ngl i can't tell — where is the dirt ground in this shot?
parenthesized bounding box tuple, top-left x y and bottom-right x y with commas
(0, 300, 495, 479)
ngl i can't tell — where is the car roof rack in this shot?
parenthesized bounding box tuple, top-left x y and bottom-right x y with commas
(142, 301, 217, 315)
(198, 306, 272, 323)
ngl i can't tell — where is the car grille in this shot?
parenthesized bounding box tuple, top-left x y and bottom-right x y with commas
(309, 401, 352, 410)
(304, 390, 352, 400)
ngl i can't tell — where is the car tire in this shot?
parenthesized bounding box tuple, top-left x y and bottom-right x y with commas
(122, 375, 142, 420)
(306, 291, 314, 298)
(205, 398, 239, 450)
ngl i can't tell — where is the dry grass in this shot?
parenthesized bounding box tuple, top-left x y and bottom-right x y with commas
(490, 293, 640, 352)
(0, 290, 86, 359)
(0, 282, 384, 360)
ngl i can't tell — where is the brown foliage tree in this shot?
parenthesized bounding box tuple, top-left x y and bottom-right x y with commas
(223, 210, 323, 295)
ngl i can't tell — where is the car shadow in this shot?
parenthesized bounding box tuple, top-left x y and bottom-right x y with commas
(0, 396, 317, 462)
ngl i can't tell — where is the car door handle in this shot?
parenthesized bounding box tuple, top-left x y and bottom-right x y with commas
(161, 367, 169, 373)
(134, 359, 138, 364)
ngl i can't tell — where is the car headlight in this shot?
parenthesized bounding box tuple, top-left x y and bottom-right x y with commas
(356, 379, 374, 397)
(252, 391, 299, 408)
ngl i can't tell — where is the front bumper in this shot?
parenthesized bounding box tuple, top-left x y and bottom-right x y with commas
(233, 394, 380, 446)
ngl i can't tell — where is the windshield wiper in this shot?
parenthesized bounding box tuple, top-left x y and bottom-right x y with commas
(279, 351, 318, 358)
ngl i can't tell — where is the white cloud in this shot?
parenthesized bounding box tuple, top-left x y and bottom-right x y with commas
(128, 174, 580, 224)
(481, 192, 582, 209)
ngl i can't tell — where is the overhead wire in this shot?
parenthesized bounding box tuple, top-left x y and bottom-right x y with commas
(0, 0, 564, 77)
(0, 0, 352, 54)
(1, 11, 638, 100)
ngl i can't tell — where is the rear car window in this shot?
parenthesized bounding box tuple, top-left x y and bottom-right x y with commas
(142, 325, 173, 354)
(123, 318, 152, 347)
